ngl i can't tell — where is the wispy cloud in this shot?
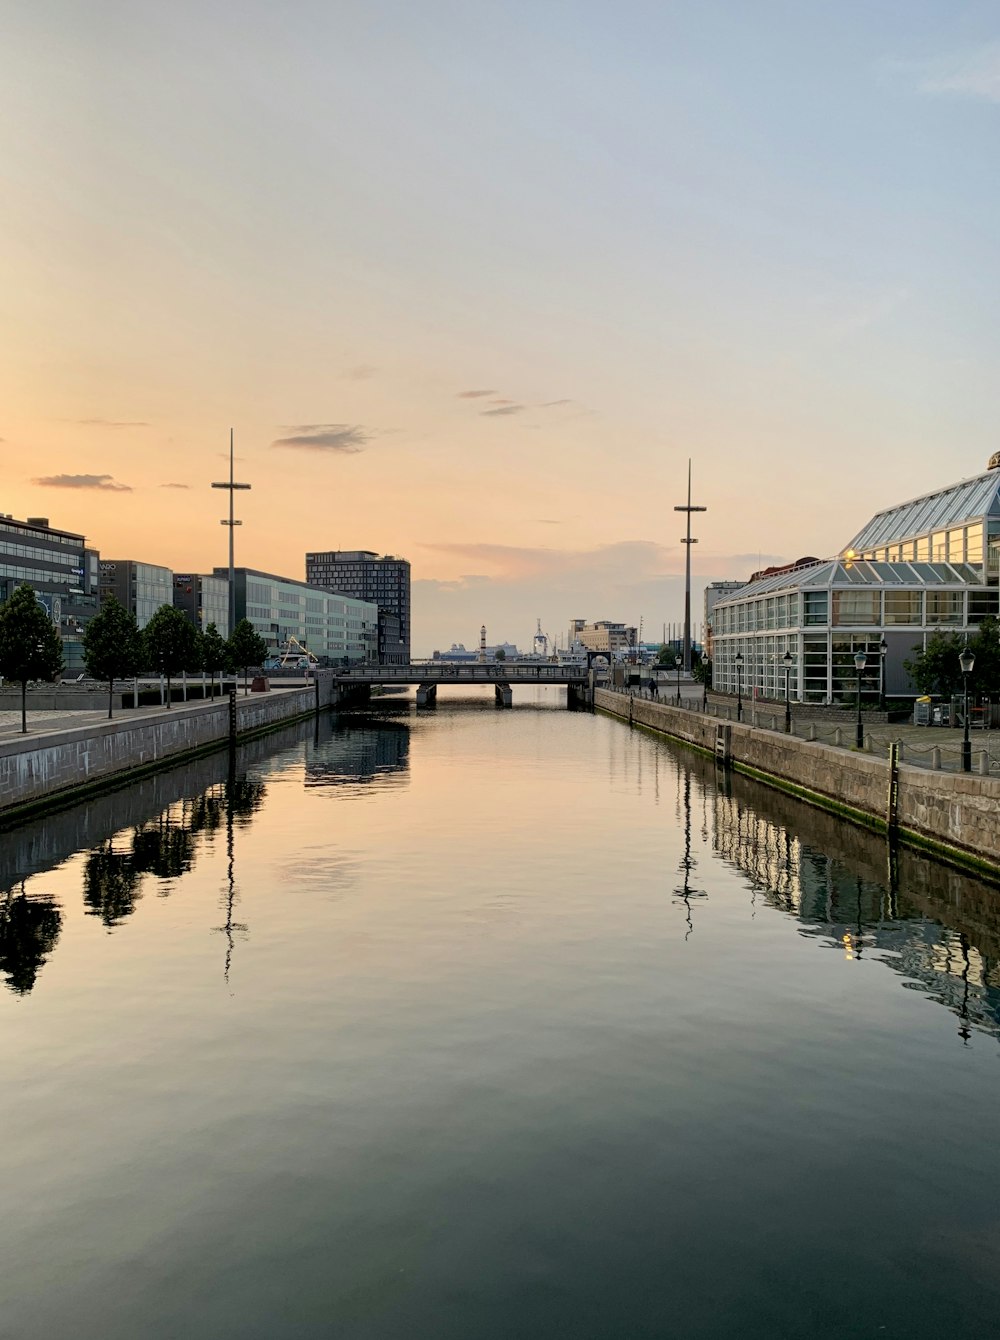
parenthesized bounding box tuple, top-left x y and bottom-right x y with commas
(77, 418, 149, 427)
(888, 43, 1000, 103)
(540, 399, 573, 408)
(481, 405, 524, 417)
(160, 482, 190, 489)
(457, 389, 495, 399)
(33, 473, 132, 491)
(271, 423, 371, 453)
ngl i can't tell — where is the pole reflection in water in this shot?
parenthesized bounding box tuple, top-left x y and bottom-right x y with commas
(672, 769, 705, 939)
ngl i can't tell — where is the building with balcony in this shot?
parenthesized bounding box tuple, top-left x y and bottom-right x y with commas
(709, 460, 1000, 704)
(305, 550, 410, 663)
(219, 567, 377, 663)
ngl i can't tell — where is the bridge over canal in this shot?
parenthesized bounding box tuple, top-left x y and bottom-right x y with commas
(332, 662, 594, 708)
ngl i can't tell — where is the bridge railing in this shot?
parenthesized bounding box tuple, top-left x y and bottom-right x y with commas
(338, 663, 589, 683)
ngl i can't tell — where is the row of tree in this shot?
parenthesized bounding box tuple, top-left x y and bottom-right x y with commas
(0, 584, 269, 731)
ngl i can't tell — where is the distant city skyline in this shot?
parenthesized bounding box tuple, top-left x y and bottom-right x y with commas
(4, 2, 998, 654)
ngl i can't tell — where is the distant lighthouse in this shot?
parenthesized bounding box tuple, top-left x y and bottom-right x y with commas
(479, 624, 487, 662)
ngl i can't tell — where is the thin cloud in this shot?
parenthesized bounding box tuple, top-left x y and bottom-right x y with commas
(271, 423, 371, 453)
(540, 399, 573, 408)
(457, 389, 495, 399)
(883, 45, 1000, 103)
(160, 482, 190, 489)
(77, 418, 149, 427)
(481, 405, 524, 417)
(537, 519, 561, 525)
(33, 473, 132, 492)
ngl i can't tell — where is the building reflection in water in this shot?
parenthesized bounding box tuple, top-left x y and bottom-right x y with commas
(700, 757, 1000, 1047)
(0, 882, 62, 995)
(305, 716, 410, 790)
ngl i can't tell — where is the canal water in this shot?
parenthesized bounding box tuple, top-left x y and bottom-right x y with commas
(2, 689, 1000, 1339)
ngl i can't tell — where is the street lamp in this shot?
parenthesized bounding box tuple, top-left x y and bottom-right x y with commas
(878, 635, 888, 713)
(959, 645, 975, 773)
(854, 650, 866, 748)
(735, 650, 744, 722)
(782, 649, 793, 733)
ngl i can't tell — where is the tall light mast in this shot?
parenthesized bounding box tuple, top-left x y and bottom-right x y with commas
(673, 460, 706, 673)
(212, 429, 252, 635)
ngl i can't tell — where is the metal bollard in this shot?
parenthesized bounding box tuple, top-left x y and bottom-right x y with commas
(931, 747, 941, 770)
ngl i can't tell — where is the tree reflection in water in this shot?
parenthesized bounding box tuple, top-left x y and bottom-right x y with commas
(0, 884, 62, 995)
(83, 846, 143, 927)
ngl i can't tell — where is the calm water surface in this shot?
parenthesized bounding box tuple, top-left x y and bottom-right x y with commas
(3, 689, 1000, 1338)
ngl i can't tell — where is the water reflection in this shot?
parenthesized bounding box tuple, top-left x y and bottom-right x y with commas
(672, 769, 705, 939)
(684, 750, 1000, 1046)
(305, 716, 410, 790)
(0, 885, 62, 995)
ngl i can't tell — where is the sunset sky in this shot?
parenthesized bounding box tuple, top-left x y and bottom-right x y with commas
(3, 2, 999, 653)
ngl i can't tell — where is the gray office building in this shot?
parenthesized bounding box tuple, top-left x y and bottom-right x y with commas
(173, 573, 230, 638)
(99, 560, 174, 630)
(219, 567, 377, 663)
(0, 513, 100, 672)
(305, 550, 410, 663)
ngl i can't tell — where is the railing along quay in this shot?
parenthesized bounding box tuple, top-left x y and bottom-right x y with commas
(605, 684, 998, 777)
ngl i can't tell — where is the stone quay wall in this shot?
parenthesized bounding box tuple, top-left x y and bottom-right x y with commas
(0, 686, 318, 821)
(595, 688, 1000, 876)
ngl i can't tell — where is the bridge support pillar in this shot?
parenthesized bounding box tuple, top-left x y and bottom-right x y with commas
(416, 682, 438, 707)
(494, 681, 512, 708)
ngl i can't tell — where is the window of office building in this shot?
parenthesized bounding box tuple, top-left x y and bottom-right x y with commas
(883, 590, 921, 625)
(925, 591, 963, 625)
(831, 591, 879, 626)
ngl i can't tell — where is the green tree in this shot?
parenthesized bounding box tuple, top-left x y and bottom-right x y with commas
(969, 617, 1000, 699)
(228, 619, 268, 695)
(905, 630, 965, 698)
(82, 595, 143, 719)
(201, 622, 230, 699)
(692, 656, 712, 687)
(494, 647, 506, 662)
(656, 645, 678, 668)
(0, 584, 64, 733)
(142, 604, 199, 708)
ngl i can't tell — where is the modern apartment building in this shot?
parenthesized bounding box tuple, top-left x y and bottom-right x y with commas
(99, 560, 174, 629)
(219, 567, 377, 663)
(0, 513, 100, 671)
(173, 574, 230, 637)
(305, 550, 410, 663)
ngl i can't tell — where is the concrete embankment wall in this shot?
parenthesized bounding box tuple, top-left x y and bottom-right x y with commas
(0, 687, 318, 823)
(595, 688, 1000, 876)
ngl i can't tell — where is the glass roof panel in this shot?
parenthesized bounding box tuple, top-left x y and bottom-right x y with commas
(845, 470, 1000, 552)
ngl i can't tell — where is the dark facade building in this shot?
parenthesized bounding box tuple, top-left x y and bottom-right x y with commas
(304, 550, 410, 663)
(173, 573, 230, 637)
(0, 514, 100, 672)
(99, 560, 174, 630)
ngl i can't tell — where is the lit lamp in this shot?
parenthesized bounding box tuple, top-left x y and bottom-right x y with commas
(959, 645, 975, 773)
(878, 635, 888, 713)
(854, 650, 866, 749)
(735, 650, 744, 723)
(782, 649, 793, 734)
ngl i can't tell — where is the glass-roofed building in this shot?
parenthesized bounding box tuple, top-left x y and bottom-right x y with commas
(710, 457, 1000, 704)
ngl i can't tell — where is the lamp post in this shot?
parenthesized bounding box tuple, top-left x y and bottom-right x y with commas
(735, 650, 744, 722)
(212, 428, 252, 637)
(854, 650, 866, 749)
(782, 649, 793, 734)
(702, 659, 709, 711)
(673, 460, 707, 673)
(960, 645, 975, 773)
(676, 653, 682, 706)
(878, 636, 888, 713)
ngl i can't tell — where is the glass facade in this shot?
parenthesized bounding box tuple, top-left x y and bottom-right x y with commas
(0, 515, 100, 672)
(305, 551, 410, 663)
(100, 560, 174, 630)
(173, 574, 230, 638)
(223, 568, 377, 663)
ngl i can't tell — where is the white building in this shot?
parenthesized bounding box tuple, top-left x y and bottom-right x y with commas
(710, 460, 1000, 704)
